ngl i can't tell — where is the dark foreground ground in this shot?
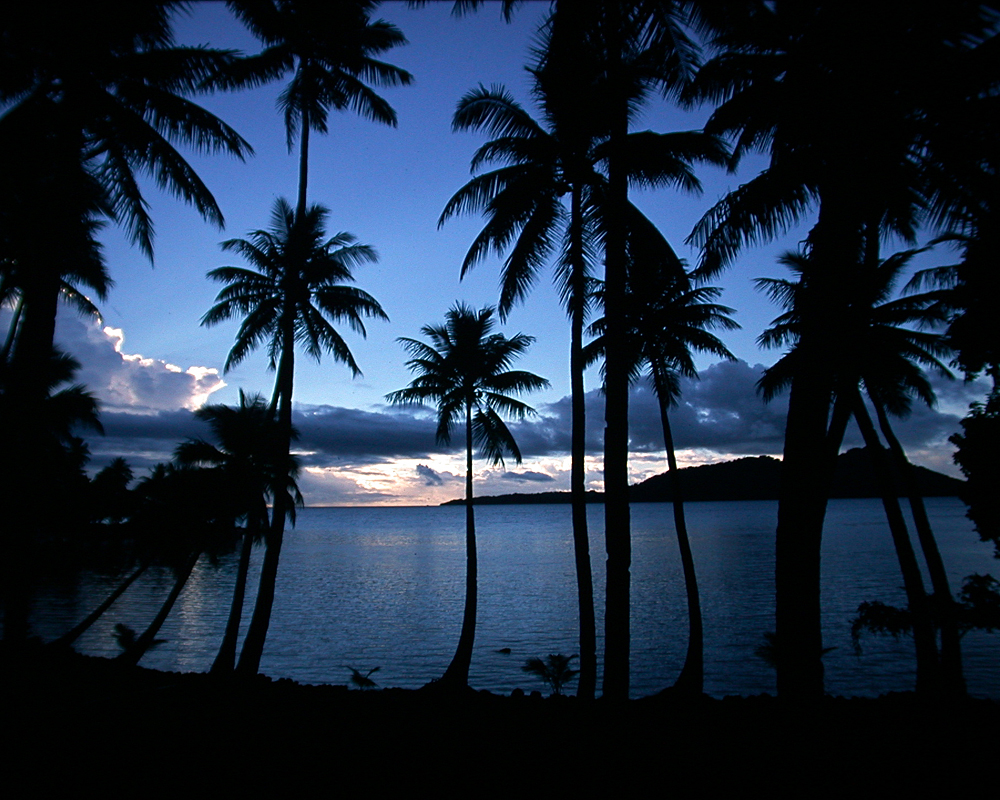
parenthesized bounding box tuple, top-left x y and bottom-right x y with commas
(3, 644, 996, 794)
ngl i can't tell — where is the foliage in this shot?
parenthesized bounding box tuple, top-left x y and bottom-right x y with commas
(950, 389, 1000, 556)
(386, 304, 548, 464)
(522, 653, 579, 696)
(202, 197, 388, 376)
(113, 622, 165, 655)
(345, 665, 380, 689)
(852, 574, 1000, 654)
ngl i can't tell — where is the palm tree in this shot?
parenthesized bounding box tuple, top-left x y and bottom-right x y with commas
(757, 246, 961, 693)
(442, 8, 721, 698)
(440, 72, 604, 696)
(0, 4, 251, 388)
(387, 304, 548, 689)
(555, 0, 701, 700)
(587, 256, 738, 695)
(222, 0, 412, 216)
(685, 2, 996, 699)
(202, 197, 387, 675)
(175, 391, 301, 674)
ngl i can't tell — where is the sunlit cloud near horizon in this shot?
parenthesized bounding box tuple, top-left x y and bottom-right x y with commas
(26, 306, 984, 507)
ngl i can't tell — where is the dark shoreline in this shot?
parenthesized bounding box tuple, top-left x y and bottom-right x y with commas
(4, 644, 996, 791)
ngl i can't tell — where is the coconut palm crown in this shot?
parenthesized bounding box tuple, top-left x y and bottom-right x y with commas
(202, 197, 388, 382)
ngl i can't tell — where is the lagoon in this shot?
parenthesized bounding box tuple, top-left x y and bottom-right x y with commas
(31, 498, 1000, 698)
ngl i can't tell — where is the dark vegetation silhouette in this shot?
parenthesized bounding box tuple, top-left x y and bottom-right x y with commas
(587, 258, 737, 695)
(757, 246, 965, 694)
(197, 0, 407, 675)
(175, 391, 301, 674)
(685, 2, 998, 699)
(202, 198, 386, 676)
(387, 304, 548, 689)
(2, 1, 998, 711)
(522, 653, 579, 696)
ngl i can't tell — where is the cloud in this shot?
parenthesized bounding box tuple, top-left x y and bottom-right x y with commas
(503, 470, 556, 483)
(295, 403, 447, 464)
(52, 310, 225, 414)
(416, 463, 445, 485)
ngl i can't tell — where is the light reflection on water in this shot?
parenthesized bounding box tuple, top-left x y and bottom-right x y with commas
(27, 498, 1000, 699)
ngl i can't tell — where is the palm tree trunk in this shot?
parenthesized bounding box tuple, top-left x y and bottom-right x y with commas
(774, 191, 863, 700)
(238, 330, 295, 676)
(442, 399, 477, 686)
(601, 3, 632, 701)
(118, 550, 201, 667)
(852, 392, 941, 693)
(655, 388, 703, 695)
(569, 185, 596, 699)
(3, 265, 63, 643)
(873, 400, 964, 695)
(775, 360, 834, 698)
(296, 103, 310, 218)
(211, 522, 255, 674)
(50, 558, 151, 648)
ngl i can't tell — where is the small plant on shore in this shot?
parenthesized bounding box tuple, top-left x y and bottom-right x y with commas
(522, 654, 579, 696)
(114, 623, 165, 655)
(345, 666, 380, 689)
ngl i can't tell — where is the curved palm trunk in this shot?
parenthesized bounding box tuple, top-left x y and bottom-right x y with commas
(50, 558, 151, 648)
(3, 266, 63, 643)
(118, 550, 201, 667)
(873, 400, 965, 695)
(238, 329, 295, 676)
(602, 6, 632, 701)
(852, 392, 940, 693)
(441, 399, 477, 686)
(655, 387, 703, 695)
(211, 519, 257, 674)
(569, 186, 596, 699)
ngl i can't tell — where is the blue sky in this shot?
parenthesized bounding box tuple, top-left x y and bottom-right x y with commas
(17, 2, 986, 504)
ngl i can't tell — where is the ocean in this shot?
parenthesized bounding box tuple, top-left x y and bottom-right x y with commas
(29, 498, 1000, 698)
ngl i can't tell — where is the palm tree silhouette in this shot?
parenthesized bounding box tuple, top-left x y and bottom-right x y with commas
(758, 246, 961, 694)
(176, 391, 302, 674)
(442, 9, 721, 699)
(223, 0, 412, 216)
(587, 256, 737, 695)
(203, 197, 387, 675)
(387, 304, 548, 689)
(440, 74, 605, 697)
(1, 5, 251, 389)
(685, 3, 996, 699)
(542, 1, 701, 700)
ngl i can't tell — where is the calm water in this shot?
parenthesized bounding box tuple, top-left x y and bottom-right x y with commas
(29, 498, 1000, 698)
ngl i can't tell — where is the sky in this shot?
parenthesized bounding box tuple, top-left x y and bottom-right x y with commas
(11, 2, 989, 505)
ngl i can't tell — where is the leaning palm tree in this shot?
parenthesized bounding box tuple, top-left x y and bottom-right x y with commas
(686, 2, 996, 699)
(222, 0, 412, 216)
(758, 246, 960, 694)
(587, 258, 738, 695)
(387, 304, 548, 689)
(202, 197, 387, 675)
(175, 391, 301, 674)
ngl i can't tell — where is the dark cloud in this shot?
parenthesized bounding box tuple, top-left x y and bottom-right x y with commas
(416, 464, 445, 486)
(74, 358, 980, 483)
(503, 470, 556, 483)
(294, 404, 446, 465)
(628, 361, 789, 455)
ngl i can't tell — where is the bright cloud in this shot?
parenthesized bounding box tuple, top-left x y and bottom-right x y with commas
(54, 311, 226, 413)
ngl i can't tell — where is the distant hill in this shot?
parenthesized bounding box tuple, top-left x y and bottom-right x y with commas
(441, 448, 964, 505)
